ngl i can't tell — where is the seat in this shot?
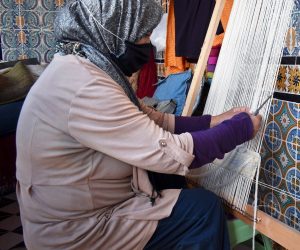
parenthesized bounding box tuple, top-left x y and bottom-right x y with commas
(227, 219, 273, 250)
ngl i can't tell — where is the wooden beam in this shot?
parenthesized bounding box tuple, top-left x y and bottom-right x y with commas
(232, 205, 300, 250)
(182, 0, 226, 116)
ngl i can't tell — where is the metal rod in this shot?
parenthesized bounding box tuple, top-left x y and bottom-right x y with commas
(252, 95, 272, 116)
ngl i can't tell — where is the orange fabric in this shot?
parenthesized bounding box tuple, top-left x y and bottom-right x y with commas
(213, 0, 234, 46)
(164, 0, 190, 76)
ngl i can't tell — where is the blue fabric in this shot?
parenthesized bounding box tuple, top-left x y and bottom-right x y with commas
(0, 99, 24, 137)
(153, 70, 192, 115)
(144, 188, 230, 250)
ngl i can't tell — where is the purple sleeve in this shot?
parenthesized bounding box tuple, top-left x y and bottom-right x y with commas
(174, 115, 212, 134)
(189, 112, 253, 169)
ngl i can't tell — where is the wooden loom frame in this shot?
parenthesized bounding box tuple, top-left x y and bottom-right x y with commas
(182, 0, 300, 249)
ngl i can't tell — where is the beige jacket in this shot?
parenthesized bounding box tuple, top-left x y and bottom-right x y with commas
(16, 54, 195, 250)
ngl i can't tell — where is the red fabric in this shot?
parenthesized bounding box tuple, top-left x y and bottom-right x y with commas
(136, 49, 158, 98)
(209, 46, 221, 57)
(206, 45, 221, 73)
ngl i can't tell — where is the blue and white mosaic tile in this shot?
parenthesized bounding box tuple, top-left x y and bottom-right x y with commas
(0, 0, 68, 63)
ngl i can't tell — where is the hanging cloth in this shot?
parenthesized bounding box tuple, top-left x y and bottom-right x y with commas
(164, 0, 190, 76)
(174, 0, 215, 61)
(213, 0, 234, 47)
(173, 0, 233, 61)
(136, 49, 158, 98)
(206, 45, 221, 78)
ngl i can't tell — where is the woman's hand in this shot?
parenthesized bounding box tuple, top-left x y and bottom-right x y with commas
(210, 107, 250, 128)
(211, 107, 262, 138)
(248, 113, 262, 138)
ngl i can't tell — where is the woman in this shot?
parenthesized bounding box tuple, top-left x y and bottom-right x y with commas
(16, 0, 262, 249)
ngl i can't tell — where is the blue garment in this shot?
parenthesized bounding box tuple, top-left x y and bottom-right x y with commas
(153, 70, 192, 115)
(144, 188, 230, 250)
(0, 99, 24, 137)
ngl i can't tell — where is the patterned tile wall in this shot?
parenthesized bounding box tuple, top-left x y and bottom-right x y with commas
(276, 0, 300, 94)
(259, 100, 300, 231)
(258, 0, 300, 232)
(0, 0, 68, 63)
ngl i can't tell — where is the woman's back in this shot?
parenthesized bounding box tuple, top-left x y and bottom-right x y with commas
(16, 54, 182, 249)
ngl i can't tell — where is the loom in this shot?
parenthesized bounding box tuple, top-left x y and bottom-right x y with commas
(181, 0, 300, 249)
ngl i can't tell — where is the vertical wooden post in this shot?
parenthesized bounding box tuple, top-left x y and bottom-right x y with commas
(182, 0, 226, 116)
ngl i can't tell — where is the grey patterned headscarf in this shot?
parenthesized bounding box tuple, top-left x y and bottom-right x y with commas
(54, 0, 163, 108)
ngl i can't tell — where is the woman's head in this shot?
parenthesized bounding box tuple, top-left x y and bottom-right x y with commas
(54, 0, 163, 108)
(54, 0, 163, 57)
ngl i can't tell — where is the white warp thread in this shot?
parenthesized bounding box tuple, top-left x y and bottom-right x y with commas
(188, 0, 294, 249)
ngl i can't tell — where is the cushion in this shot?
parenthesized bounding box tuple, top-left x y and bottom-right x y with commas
(0, 61, 35, 105)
